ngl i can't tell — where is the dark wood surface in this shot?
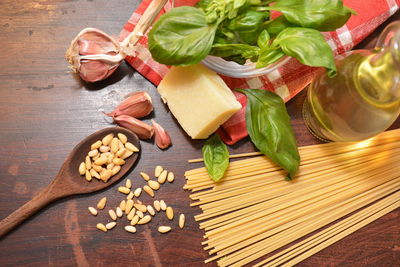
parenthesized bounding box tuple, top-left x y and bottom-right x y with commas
(0, 1, 398, 266)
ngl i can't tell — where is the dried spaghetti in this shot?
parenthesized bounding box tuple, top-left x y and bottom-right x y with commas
(185, 129, 400, 266)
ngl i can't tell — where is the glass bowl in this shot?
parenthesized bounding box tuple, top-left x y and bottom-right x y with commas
(201, 55, 290, 78)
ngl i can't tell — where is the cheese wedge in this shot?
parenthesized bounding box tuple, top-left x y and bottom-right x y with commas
(157, 64, 242, 139)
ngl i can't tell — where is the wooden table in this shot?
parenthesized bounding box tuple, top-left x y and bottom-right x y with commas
(0, 1, 399, 266)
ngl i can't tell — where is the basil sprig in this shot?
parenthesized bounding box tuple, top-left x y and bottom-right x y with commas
(236, 89, 300, 180)
(202, 134, 229, 182)
(148, 0, 355, 74)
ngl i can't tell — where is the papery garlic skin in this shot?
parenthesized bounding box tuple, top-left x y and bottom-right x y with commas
(66, 28, 123, 83)
(114, 115, 154, 139)
(152, 119, 171, 149)
(106, 91, 153, 118)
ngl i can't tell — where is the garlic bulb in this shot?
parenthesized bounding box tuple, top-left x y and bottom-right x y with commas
(65, 0, 168, 83)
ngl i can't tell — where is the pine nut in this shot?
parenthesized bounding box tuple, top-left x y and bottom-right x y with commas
(119, 200, 126, 211)
(125, 225, 137, 233)
(179, 214, 185, 229)
(125, 199, 134, 214)
(111, 165, 121, 175)
(117, 148, 126, 158)
(137, 215, 152, 225)
(90, 169, 100, 179)
(96, 223, 107, 232)
(148, 180, 160, 190)
(102, 133, 114, 146)
(147, 205, 155, 216)
(155, 165, 163, 177)
(106, 222, 117, 230)
(93, 164, 103, 172)
(158, 226, 171, 233)
(110, 137, 119, 153)
(85, 170, 92, 181)
(127, 208, 136, 220)
(125, 192, 133, 201)
(158, 170, 168, 184)
(121, 150, 133, 159)
(118, 186, 130, 194)
(85, 156, 91, 170)
(93, 154, 100, 161)
(130, 215, 139, 225)
(88, 149, 99, 157)
(99, 145, 110, 153)
(153, 200, 161, 212)
(167, 172, 175, 183)
(106, 154, 114, 164)
(108, 209, 117, 221)
(125, 142, 139, 152)
(97, 197, 107, 210)
(140, 172, 150, 181)
(160, 200, 167, 211)
(79, 162, 86, 175)
(118, 140, 124, 150)
(134, 203, 147, 213)
(136, 211, 144, 218)
(143, 185, 154, 197)
(88, 207, 97, 216)
(94, 157, 107, 166)
(116, 207, 123, 218)
(125, 179, 132, 189)
(166, 207, 174, 220)
(91, 140, 102, 150)
(106, 163, 114, 170)
(134, 187, 142, 197)
(118, 133, 128, 144)
(100, 170, 112, 182)
(113, 158, 125, 165)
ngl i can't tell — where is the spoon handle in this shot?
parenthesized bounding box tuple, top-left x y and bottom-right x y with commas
(0, 181, 64, 238)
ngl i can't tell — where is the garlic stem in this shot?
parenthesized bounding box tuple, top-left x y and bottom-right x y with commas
(120, 0, 169, 54)
(80, 53, 125, 64)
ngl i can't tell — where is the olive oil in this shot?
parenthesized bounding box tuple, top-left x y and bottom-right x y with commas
(303, 49, 400, 142)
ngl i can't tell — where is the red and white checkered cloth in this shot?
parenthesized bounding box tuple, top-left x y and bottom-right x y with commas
(120, 0, 400, 145)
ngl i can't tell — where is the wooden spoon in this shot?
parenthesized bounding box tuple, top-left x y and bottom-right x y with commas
(0, 127, 140, 238)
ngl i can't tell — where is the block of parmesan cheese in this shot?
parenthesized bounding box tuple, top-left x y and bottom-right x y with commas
(157, 64, 242, 139)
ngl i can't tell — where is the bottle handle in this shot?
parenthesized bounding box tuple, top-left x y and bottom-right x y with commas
(375, 21, 400, 50)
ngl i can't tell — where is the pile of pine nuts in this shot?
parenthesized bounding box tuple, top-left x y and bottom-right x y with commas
(87, 165, 185, 234)
(78, 133, 139, 182)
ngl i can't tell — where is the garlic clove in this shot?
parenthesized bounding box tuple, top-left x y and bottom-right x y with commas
(114, 115, 154, 139)
(152, 119, 171, 149)
(106, 91, 153, 118)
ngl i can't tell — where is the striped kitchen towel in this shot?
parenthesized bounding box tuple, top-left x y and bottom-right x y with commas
(120, 0, 400, 145)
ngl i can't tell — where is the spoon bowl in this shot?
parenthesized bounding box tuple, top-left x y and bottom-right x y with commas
(64, 127, 140, 194)
(0, 127, 140, 238)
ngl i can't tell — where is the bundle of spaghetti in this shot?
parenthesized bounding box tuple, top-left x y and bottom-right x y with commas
(184, 129, 400, 266)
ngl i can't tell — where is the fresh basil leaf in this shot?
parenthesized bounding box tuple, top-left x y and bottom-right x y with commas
(263, 16, 293, 37)
(236, 89, 300, 179)
(202, 134, 230, 182)
(256, 46, 285, 68)
(273, 27, 336, 76)
(257, 30, 270, 49)
(148, 7, 216, 66)
(267, 0, 356, 32)
(228, 10, 268, 32)
(211, 43, 260, 61)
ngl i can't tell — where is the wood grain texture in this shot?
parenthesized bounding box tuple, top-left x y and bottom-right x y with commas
(0, 0, 399, 266)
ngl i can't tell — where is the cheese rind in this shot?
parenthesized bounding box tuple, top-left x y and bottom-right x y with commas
(157, 64, 242, 139)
